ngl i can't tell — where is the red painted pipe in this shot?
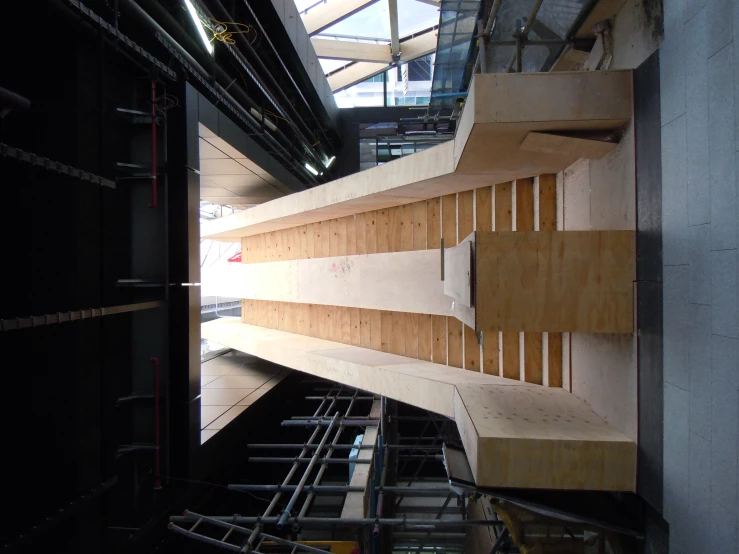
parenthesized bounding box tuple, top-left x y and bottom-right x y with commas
(151, 356, 162, 489)
(149, 81, 158, 208)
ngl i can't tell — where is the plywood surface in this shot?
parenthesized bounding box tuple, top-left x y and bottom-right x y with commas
(203, 319, 635, 491)
(205, 250, 453, 317)
(203, 71, 633, 240)
(475, 231, 635, 333)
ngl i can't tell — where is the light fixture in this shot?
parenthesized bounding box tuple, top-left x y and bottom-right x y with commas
(184, 0, 214, 54)
(304, 163, 319, 176)
(325, 156, 336, 168)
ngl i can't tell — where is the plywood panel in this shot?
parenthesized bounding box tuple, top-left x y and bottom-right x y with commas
(381, 311, 392, 353)
(305, 224, 315, 259)
(458, 190, 474, 242)
(418, 314, 432, 361)
(388, 206, 402, 253)
(329, 219, 339, 256)
(370, 310, 382, 351)
(203, 318, 636, 492)
(482, 330, 499, 375)
(520, 132, 618, 159)
(391, 311, 406, 356)
(203, 71, 632, 241)
(502, 332, 519, 379)
(360, 309, 371, 348)
(475, 186, 493, 232)
(405, 313, 419, 359)
(495, 182, 512, 231)
(442, 194, 457, 247)
(427, 198, 441, 249)
(204, 250, 454, 316)
(346, 215, 357, 255)
(366, 210, 378, 254)
(432, 315, 447, 365)
(464, 324, 480, 372)
(400, 203, 414, 251)
(524, 333, 543, 385)
(376, 209, 389, 253)
(356, 213, 367, 254)
(548, 332, 563, 387)
(413, 201, 427, 250)
(338, 217, 348, 256)
(448, 317, 463, 368)
(515, 178, 534, 232)
(538, 174, 557, 232)
(475, 231, 635, 333)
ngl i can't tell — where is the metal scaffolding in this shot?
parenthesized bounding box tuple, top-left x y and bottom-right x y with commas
(169, 381, 501, 553)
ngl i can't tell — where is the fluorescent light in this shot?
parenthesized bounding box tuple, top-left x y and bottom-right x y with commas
(325, 156, 336, 168)
(304, 163, 319, 176)
(184, 0, 214, 54)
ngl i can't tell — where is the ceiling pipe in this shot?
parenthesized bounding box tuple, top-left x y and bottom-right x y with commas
(204, 0, 333, 166)
(118, 0, 320, 184)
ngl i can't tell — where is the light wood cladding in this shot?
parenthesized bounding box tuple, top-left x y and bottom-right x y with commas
(203, 71, 632, 241)
(236, 175, 575, 384)
(203, 318, 636, 491)
(475, 231, 635, 333)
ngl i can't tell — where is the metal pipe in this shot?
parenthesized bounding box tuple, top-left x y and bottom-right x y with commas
(296, 390, 360, 521)
(277, 413, 339, 528)
(229, 485, 366, 493)
(373, 445, 390, 536)
(149, 81, 158, 209)
(151, 357, 161, 489)
(505, 0, 545, 72)
(247, 444, 373, 450)
(248, 457, 370, 464)
(282, 419, 380, 427)
(414, 494, 454, 553)
(483, 0, 502, 36)
(305, 396, 376, 400)
(0, 86, 31, 111)
(171, 515, 505, 528)
(243, 386, 342, 551)
(228, 485, 450, 496)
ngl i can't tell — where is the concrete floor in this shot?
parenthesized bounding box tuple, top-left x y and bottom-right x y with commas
(660, 0, 739, 549)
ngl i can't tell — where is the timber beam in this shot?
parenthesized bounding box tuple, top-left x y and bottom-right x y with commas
(202, 318, 636, 491)
(202, 71, 633, 241)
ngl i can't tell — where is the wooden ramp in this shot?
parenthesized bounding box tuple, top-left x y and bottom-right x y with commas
(203, 319, 636, 491)
(202, 71, 632, 241)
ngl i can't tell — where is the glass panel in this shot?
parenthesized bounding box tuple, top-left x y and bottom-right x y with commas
(397, 0, 439, 35)
(320, 0, 392, 40)
(319, 58, 349, 74)
(384, 53, 434, 107)
(334, 74, 385, 108)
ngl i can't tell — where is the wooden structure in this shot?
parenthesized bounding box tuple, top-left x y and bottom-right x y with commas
(203, 230, 635, 333)
(200, 70, 638, 491)
(202, 71, 632, 241)
(202, 319, 636, 491)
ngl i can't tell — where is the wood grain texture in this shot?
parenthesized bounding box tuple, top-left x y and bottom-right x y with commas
(360, 309, 372, 348)
(458, 190, 474, 242)
(464, 324, 480, 372)
(381, 311, 392, 352)
(548, 332, 563, 387)
(482, 330, 499, 375)
(391, 311, 406, 356)
(405, 313, 419, 358)
(447, 317, 463, 368)
(442, 194, 457, 247)
(376, 209, 389, 253)
(520, 132, 617, 159)
(502, 332, 520, 379)
(356, 213, 367, 254)
(432, 315, 447, 365)
(366, 210, 378, 254)
(204, 318, 637, 492)
(475, 186, 493, 232)
(203, 71, 632, 241)
(495, 182, 512, 231)
(427, 198, 441, 249)
(474, 231, 635, 333)
(538, 174, 557, 231)
(418, 314, 432, 361)
(400, 203, 414, 251)
(389, 206, 402, 253)
(524, 332, 543, 384)
(515, 178, 534, 231)
(413, 201, 427, 250)
(370, 309, 382, 351)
